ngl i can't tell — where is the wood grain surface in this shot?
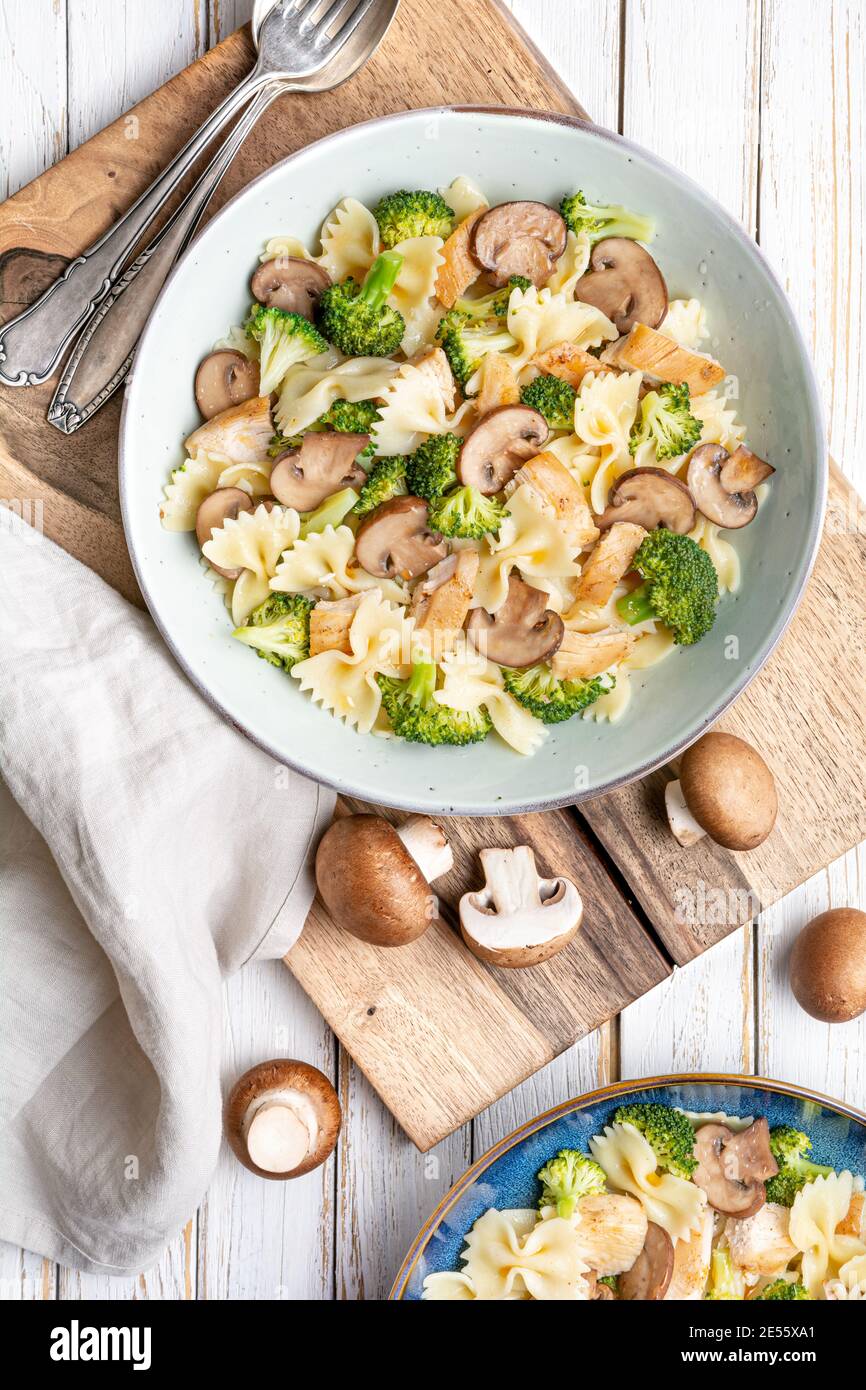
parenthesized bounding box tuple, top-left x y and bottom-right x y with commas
(0, 0, 864, 1297)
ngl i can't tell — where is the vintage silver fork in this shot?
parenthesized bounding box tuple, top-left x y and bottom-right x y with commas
(0, 0, 397, 390)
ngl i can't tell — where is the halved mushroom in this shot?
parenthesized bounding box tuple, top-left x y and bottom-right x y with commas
(250, 256, 332, 318)
(687, 443, 764, 529)
(574, 238, 668, 334)
(666, 731, 778, 851)
(692, 1118, 778, 1218)
(270, 432, 369, 512)
(458, 405, 550, 495)
(225, 1059, 341, 1179)
(471, 201, 568, 288)
(617, 1222, 675, 1301)
(195, 486, 254, 578)
(194, 350, 261, 420)
(458, 845, 583, 969)
(720, 444, 775, 494)
(316, 812, 453, 946)
(354, 495, 448, 580)
(598, 467, 696, 534)
(466, 575, 564, 668)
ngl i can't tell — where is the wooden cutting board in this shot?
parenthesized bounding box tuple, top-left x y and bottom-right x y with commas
(1, 0, 863, 1149)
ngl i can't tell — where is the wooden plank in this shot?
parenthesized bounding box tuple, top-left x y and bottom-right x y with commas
(0, 0, 67, 202)
(287, 797, 669, 1151)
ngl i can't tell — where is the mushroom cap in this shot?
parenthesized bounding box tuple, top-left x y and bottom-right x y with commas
(574, 237, 668, 334)
(687, 443, 759, 529)
(224, 1059, 341, 1180)
(466, 574, 564, 668)
(194, 350, 261, 420)
(195, 487, 254, 578)
(679, 732, 778, 851)
(471, 201, 568, 287)
(692, 1119, 777, 1217)
(617, 1222, 675, 1300)
(598, 466, 696, 534)
(315, 813, 438, 946)
(458, 405, 550, 495)
(270, 432, 368, 511)
(354, 495, 448, 580)
(250, 256, 332, 318)
(789, 907, 866, 1023)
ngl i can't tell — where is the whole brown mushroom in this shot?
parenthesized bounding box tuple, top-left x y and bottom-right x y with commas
(225, 1059, 341, 1179)
(315, 813, 453, 947)
(665, 731, 777, 852)
(789, 908, 866, 1023)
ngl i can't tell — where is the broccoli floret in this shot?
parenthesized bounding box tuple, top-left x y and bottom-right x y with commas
(436, 313, 517, 388)
(245, 305, 329, 395)
(560, 190, 655, 245)
(427, 485, 505, 540)
(704, 1249, 744, 1300)
(405, 432, 462, 500)
(754, 1278, 810, 1301)
(616, 529, 719, 646)
(232, 593, 313, 672)
(373, 190, 455, 248)
(353, 455, 407, 517)
(377, 657, 491, 746)
(316, 251, 405, 357)
(765, 1127, 835, 1207)
(299, 488, 359, 537)
(502, 664, 613, 724)
(536, 1149, 607, 1220)
(520, 374, 578, 430)
(629, 382, 703, 461)
(454, 275, 532, 321)
(613, 1102, 697, 1179)
(597, 1275, 618, 1292)
(319, 397, 381, 435)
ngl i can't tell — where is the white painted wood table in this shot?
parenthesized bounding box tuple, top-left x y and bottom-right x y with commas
(1, 0, 863, 1301)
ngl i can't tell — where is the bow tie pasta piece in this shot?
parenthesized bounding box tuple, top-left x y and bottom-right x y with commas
(459, 1208, 590, 1301)
(161, 451, 265, 532)
(259, 235, 315, 265)
(589, 1123, 707, 1245)
(545, 230, 592, 298)
(789, 1172, 866, 1299)
(290, 591, 414, 734)
(473, 485, 582, 615)
(202, 503, 301, 626)
(571, 369, 643, 515)
(435, 640, 547, 757)
(270, 524, 406, 605)
(372, 351, 472, 456)
(388, 236, 446, 357)
(438, 175, 489, 223)
(660, 297, 710, 350)
(275, 354, 400, 437)
(690, 388, 747, 453)
(318, 197, 381, 282)
(506, 285, 617, 370)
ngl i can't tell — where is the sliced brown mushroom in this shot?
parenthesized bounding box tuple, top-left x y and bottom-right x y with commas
(354, 495, 448, 581)
(574, 238, 668, 334)
(617, 1223, 674, 1301)
(720, 444, 775, 494)
(270, 432, 368, 512)
(687, 443, 763, 529)
(692, 1118, 778, 1218)
(194, 350, 261, 420)
(458, 405, 550, 495)
(466, 575, 564, 668)
(195, 487, 254, 578)
(598, 466, 697, 534)
(471, 201, 568, 288)
(249, 257, 332, 319)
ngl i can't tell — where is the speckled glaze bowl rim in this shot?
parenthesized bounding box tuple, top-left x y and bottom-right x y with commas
(388, 1072, 866, 1300)
(119, 105, 827, 815)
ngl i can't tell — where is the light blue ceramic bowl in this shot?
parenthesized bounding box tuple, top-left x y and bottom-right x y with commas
(390, 1075, 866, 1299)
(120, 108, 826, 814)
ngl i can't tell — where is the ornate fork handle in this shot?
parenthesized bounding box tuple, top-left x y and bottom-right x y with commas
(0, 67, 269, 388)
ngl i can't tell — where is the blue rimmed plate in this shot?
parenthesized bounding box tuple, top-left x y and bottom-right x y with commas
(390, 1074, 866, 1299)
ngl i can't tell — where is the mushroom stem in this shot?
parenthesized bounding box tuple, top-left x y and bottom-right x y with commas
(246, 1100, 312, 1174)
(665, 779, 708, 848)
(396, 815, 454, 883)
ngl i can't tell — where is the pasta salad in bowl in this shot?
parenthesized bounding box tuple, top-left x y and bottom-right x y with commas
(390, 1077, 866, 1301)
(121, 109, 824, 813)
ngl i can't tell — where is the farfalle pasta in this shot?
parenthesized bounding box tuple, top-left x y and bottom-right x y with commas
(162, 176, 773, 755)
(423, 1104, 865, 1301)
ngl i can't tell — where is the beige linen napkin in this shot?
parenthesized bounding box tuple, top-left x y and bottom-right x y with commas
(0, 517, 334, 1274)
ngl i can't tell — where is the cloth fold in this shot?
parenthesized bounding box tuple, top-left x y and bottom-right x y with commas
(0, 518, 334, 1274)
